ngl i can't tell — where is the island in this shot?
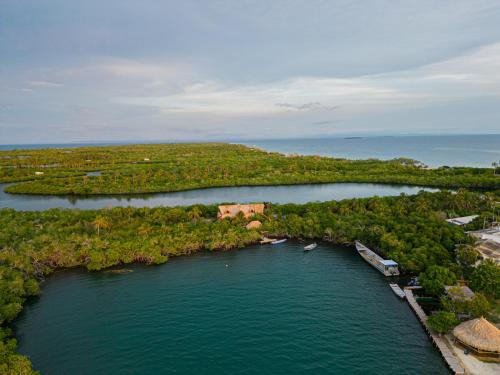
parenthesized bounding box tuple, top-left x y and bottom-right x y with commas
(0, 143, 499, 374)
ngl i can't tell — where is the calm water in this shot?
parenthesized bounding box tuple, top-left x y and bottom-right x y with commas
(241, 134, 500, 167)
(14, 243, 450, 375)
(2, 134, 499, 167)
(0, 183, 437, 211)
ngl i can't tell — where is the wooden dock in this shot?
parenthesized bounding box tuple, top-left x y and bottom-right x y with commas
(404, 288, 465, 375)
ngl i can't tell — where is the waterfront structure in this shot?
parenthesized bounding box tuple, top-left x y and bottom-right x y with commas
(444, 285, 475, 301)
(354, 241, 399, 276)
(404, 288, 465, 374)
(217, 204, 265, 219)
(468, 227, 500, 243)
(446, 215, 479, 226)
(467, 227, 500, 264)
(474, 240, 500, 264)
(453, 318, 500, 361)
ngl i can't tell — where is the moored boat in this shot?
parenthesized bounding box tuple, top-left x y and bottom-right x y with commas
(389, 283, 406, 299)
(355, 241, 399, 276)
(304, 243, 317, 251)
(271, 239, 287, 245)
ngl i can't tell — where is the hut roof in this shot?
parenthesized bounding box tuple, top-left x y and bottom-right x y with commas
(217, 204, 264, 219)
(453, 317, 500, 354)
(245, 220, 262, 230)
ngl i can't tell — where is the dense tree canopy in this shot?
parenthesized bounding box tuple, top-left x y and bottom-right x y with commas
(470, 260, 500, 299)
(1, 143, 499, 195)
(419, 266, 457, 296)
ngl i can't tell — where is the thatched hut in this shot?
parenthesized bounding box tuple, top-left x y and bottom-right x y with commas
(217, 204, 264, 220)
(453, 317, 500, 360)
(245, 220, 262, 230)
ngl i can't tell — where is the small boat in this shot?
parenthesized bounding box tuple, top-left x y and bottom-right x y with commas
(271, 239, 287, 245)
(389, 283, 406, 299)
(304, 243, 317, 251)
(260, 237, 275, 245)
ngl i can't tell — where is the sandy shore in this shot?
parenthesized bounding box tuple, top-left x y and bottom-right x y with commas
(446, 335, 499, 375)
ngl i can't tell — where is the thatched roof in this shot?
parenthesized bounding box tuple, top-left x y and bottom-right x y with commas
(217, 204, 264, 219)
(245, 220, 262, 230)
(453, 318, 500, 353)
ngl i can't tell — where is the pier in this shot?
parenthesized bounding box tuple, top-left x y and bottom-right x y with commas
(404, 288, 465, 375)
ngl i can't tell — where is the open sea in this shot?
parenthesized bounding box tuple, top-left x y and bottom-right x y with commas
(240, 134, 500, 168)
(2, 134, 499, 167)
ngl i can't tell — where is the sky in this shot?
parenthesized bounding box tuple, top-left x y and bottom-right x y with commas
(1, 0, 500, 144)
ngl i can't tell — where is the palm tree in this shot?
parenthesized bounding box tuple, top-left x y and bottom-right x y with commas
(92, 216, 110, 237)
(188, 206, 202, 222)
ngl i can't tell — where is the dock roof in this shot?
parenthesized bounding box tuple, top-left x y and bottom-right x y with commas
(380, 259, 398, 266)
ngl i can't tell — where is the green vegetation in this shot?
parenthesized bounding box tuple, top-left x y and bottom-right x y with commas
(470, 260, 500, 299)
(440, 286, 491, 318)
(419, 265, 457, 296)
(1, 189, 498, 372)
(427, 311, 460, 334)
(1, 143, 499, 195)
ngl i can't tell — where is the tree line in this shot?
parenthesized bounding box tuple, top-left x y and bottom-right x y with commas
(1, 143, 499, 195)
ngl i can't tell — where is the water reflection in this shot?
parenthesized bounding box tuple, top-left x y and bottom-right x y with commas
(0, 183, 438, 211)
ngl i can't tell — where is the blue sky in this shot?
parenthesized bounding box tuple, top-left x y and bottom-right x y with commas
(1, 1, 500, 143)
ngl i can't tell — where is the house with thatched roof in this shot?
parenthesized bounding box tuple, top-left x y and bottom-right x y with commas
(217, 204, 265, 220)
(453, 317, 500, 361)
(245, 220, 262, 230)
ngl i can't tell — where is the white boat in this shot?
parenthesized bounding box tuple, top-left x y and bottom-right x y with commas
(271, 239, 287, 245)
(304, 243, 317, 251)
(389, 283, 406, 299)
(355, 241, 399, 276)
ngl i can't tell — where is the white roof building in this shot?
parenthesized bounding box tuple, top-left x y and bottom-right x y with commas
(446, 215, 479, 226)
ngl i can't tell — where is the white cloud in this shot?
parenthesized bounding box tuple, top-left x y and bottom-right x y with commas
(115, 43, 500, 117)
(96, 59, 188, 79)
(26, 80, 63, 88)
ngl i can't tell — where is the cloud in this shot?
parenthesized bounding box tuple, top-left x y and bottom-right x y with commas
(96, 59, 189, 80)
(26, 80, 63, 88)
(116, 76, 414, 116)
(113, 42, 500, 117)
(275, 102, 339, 111)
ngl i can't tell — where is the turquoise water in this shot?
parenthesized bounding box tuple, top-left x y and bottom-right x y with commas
(0, 182, 437, 211)
(15, 243, 449, 374)
(2, 134, 499, 167)
(241, 134, 500, 167)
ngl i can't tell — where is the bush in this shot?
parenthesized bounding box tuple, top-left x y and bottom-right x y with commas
(427, 311, 459, 333)
(419, 265, 456, 296)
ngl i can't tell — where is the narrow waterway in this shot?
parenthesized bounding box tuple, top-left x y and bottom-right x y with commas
(0, 182, 437, 210)
(14, 243, 450, 375)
